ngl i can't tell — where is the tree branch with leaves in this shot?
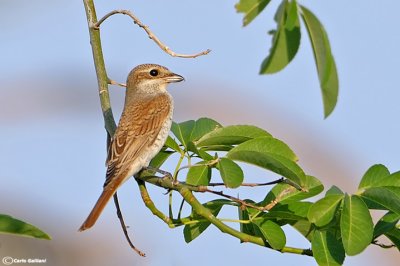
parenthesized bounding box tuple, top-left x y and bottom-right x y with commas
(82, 0, 400, 265)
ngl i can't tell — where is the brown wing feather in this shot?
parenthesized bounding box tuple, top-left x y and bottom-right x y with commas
(79, 94, 172, 231)
(104, 93, 171, 187)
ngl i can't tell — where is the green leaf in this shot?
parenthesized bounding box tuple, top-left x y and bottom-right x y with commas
(149, 150, 174, 169)
(262, 175, 323, 204)
(171, 118, 223, 151)
(227, 137, 306, 187)
(358, 164, 390, 190)
(292, 220, 313, 242)
(171, 120, 195, 148)
(253, 219, 286, 250)
(187, 141, 214, 161)
(196, 125, 271, 147)
(183, 200, 229, 243)
(325, 185, 344, 196)
(229, 152, 304, 187)
(300, 5, 338, 118)
(218, 158, 244, 188)
(190, 117, 222, 141)
(200, 145, 234, 152)
(165, 136, 182, 154)
(383, 171, 400, 187)
(235, 0, 272, 26)
(360, 186, 400, 215)
(373, 212, 400, 238)
(0, 214, 51, 240)
(266, 201, 311, 221)
(340, 194, 373, 255)
(186, 161, 211, 186)
(312, 230, 345, 266)
(385, 228, 400, 251)
(308, 194, 344, 227)
(264, 202, 314, 241)
(228, 136, 298, 161)
(260, 0, 301, 74)
(239, 203, 258, 237)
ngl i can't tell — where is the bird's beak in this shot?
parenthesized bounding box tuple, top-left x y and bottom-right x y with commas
(165, 73, 185, 83)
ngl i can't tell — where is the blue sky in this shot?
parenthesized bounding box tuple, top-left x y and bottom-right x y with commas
(1, 1, 399, 265)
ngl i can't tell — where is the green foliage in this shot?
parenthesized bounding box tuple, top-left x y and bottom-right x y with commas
(148, 118, 400, 265)
(236, 0, 339, 117)
(312, 230, 345, 266)
(227, 136, 306, 187)
(373, 212, 400, 238)
(0, 214, 50, 240)
(85, 0, 398, 263)
(263, 175, 323, 204)
(300, 5, 338, 118)
(196, 124, 271, 147)
(308, 194, 344, 227)
(260, 0, 301, 74)
(235, 0, 272, 26)
(340, 194, 373, 255)
(253, 219, 286, 249)
(186, 161, 212, 186)
(183, 200, 230, 242)
(218, 158, 244, 188)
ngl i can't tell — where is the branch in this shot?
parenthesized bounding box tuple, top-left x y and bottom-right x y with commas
(372, 240, 396, 249)
(83, 0, 116, 136)
(208, 177, 285, 187)
(83, 0, 141, 256)
(136, 174, 312, 256)
(202, 188, 270, 211)
(94, 9, 211, 58)
(108, 78, 126, 88)
(178, 186, 313, 256)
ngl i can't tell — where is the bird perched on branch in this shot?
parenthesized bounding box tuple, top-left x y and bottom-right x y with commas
(79, 64, 184, 231)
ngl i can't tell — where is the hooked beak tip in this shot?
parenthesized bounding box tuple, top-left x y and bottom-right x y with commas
(166, 73, 185, 83)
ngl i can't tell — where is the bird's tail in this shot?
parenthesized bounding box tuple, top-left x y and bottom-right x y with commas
(78, 188, 115, 231)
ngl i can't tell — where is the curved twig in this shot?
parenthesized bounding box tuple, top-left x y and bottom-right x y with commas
(94, 9, 211, 58)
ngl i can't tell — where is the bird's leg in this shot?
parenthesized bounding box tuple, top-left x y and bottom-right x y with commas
(142, 166, 173, 180)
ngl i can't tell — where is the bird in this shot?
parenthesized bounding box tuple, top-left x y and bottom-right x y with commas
(79, 64, 184, 231)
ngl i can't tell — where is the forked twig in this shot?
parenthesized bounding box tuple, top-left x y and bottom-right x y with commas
(94, 9, 211, 58)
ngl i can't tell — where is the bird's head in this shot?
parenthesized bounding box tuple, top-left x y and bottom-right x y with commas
(126, 64, 184, 94)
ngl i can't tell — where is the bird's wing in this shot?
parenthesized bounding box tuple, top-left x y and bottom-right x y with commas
(104, 93, 171, 187)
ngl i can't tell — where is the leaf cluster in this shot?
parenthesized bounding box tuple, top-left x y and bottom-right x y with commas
(236, 0, 338, 118)
(143, 118, 400, 265)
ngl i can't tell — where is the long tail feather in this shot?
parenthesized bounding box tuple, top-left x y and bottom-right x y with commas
(78, 188, 115, 231)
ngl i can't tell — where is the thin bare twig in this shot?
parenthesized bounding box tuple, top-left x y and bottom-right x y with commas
(372, 240, 396, 249)
(107, 132, 145, 256)
(208, 177, 285, 187)
(201, 187, 274, 211)
(94, 9, 211, 58)
(108, 78, 126, 87)
(113, 192, 146, 257)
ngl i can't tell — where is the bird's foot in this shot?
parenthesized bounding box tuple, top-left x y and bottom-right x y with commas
(143, 166, 174, 181)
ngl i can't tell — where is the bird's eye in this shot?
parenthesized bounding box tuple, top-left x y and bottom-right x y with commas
(149, 69, 159, 77)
